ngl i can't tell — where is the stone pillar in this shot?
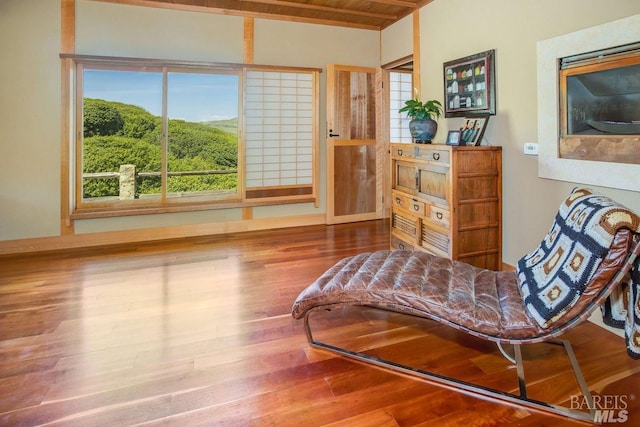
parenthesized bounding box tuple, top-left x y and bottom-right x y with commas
(119, 164, 136, 200)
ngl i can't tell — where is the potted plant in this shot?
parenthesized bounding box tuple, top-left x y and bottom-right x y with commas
(399, 98, 443, 144)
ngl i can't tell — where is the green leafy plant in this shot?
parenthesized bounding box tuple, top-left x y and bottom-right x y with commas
(399, 98, 443, 121)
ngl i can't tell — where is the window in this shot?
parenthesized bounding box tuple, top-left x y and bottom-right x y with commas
(244, 70, 314, 200)
(79, 64, 240, 208)
(166, 71, 240, 199)
(389, 70, 413, 143)
(67, 56, 319, 218)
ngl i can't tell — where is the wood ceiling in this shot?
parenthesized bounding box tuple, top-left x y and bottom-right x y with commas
(109, 0, 434, 31)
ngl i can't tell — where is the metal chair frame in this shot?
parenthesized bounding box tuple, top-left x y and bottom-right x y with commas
(298, 233, 640, 424)
(303, 307, 597, 423)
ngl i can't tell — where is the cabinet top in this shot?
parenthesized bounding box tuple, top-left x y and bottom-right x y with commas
(390, 143, 501, 151)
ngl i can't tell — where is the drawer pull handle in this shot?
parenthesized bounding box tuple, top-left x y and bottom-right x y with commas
(436, 212, 443, 219)
(413, 205, 419, 211)
(397, 149, 403, 156)
(433, 152, 440, 161)
(398, 243, 405, 250)
(395, 197, 401, 204)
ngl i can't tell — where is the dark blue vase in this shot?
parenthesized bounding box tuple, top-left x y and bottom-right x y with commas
(409, 119, 438, 144)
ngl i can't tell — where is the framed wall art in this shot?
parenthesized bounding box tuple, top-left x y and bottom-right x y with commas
(443, 49, 496, 118)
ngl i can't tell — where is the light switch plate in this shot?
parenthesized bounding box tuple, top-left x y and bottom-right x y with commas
(524, 143, 538, 155)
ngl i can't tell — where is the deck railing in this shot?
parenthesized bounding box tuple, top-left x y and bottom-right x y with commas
(83, 165, 237, 199)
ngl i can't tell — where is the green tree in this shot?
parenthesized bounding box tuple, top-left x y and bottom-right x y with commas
(110, 101, 160, 140)
(167, 119, 236, 164)
(83, 99, 124, 137)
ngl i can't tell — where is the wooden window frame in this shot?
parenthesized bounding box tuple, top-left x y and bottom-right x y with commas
(62, 54, 320, 220)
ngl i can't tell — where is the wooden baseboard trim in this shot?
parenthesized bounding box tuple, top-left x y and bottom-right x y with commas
(0, 214, 326, 256)
(502, 262, 516, 271)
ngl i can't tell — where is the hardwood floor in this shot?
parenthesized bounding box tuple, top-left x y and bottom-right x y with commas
(1, 220, 638, 426)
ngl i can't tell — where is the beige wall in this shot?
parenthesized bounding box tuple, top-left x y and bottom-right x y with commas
(380, 14, 413, 66)
(75, 1, 244, 62)
(0, 0, 62, 240)
(418, 0, 640, 265)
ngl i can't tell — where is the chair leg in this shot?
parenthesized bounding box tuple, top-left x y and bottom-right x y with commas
(563, 339, 596, 418)
(513, 344, 528, 399)
(303, 309, 598, 424)
(496, 342, 528, 398)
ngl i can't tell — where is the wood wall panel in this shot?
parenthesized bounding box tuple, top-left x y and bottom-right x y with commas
(333, 70, 351, 139)
(560, 137, 640, 165)
(349, 71, 376, 140)
(333, 145, 376, 216)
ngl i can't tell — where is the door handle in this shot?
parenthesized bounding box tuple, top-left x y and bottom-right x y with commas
(329, 129, 340, 137)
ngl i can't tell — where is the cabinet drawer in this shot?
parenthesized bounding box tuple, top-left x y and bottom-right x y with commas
(392, 191, 426, 216)
(392, 145, 415, 159)
(421, 222, 450, 256)
(392, 211, 420, 242)
(427, 205, 450, 228)
(391, 235, 415, 251)
(416, 147, 450, 164)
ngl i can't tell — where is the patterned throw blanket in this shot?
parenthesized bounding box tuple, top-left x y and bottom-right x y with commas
(517, 188, 640, 359)
(603, 265, 640, 359)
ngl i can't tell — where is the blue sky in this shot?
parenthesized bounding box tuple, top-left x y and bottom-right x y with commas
(83, 70, 239, 122)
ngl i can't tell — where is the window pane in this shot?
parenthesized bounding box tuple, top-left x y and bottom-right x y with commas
(82, 69, 163, 202)
(389, 71, 413, 143)
(244, 70, 314, 189)
(166, 72, 239, 198)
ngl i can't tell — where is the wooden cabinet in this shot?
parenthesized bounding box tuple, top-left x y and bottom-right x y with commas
(390, 143, 502, 270)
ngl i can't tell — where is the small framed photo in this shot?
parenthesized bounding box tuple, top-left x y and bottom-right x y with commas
(446, 130, 462, 146)
(460, 115, 490, 146)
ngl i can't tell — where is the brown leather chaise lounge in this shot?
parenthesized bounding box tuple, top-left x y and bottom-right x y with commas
(292, 188, 640, 423)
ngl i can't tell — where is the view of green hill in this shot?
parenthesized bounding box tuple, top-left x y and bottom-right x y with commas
(205, 117, 238, 135)
(82, 98, 238, 199)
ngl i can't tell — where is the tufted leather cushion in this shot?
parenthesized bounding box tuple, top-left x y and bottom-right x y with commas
(292, 250, 549, 342)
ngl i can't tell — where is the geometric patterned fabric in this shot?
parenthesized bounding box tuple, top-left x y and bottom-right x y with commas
(628, 266, 640, 359)
(516, 187, 640, 359)
(608, 265, 640, 359)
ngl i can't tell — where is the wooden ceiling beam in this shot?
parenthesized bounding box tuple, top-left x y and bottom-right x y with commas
(236, 0, 399, 20)
(88, 0, 428, 30)
(361, 0, 417, 7)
